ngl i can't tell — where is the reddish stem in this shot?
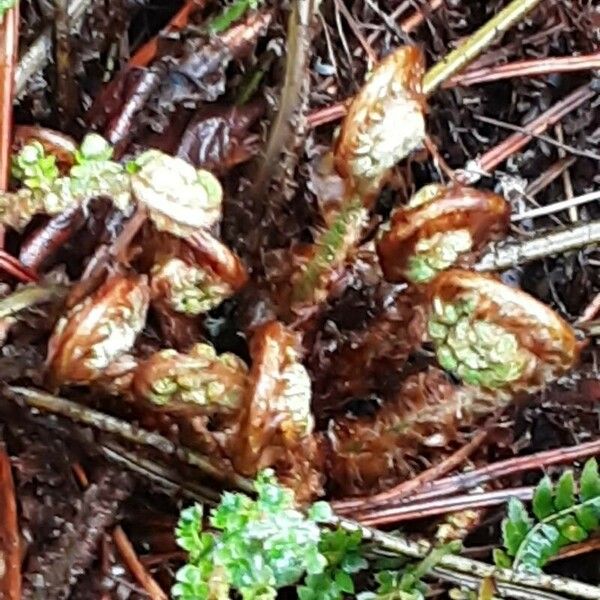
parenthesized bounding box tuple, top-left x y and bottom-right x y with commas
(0, 447, 21, 600)
(471, 84, 595, 176)
(0, 250, 39, 283)
(129, 0, 205, 68)
(357, 486, 533, 527)
(446, 52, 600, 87)
(405, 438, 600, 504)
(113, 526, 167, 600)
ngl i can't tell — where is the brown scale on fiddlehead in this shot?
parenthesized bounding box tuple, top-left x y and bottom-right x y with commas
(229, 321, 322, 499)
(131, 343, 248, 415)
(377, 184, 510, 284)
(323, 271, 579, 496)
(323, 368, 490, 496)
(46, 273, 150, 388)
(426, 270, 579, 394)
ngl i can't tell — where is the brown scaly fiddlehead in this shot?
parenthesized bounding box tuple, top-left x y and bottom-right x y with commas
(46, 273, 150, 388)
(324, 272, 579, 496)
(131, 343, 248, 416)
(377, 184, 510, 284)
(289, 46, 427, 313)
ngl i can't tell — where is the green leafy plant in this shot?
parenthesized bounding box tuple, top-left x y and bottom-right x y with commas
(358, 544, 459, 600)
(208, 0, 264, 34)
(12, 142, 59, 192)
(298, 527, 369, 600)
(172, 470, 335, 600)
(495, 458, 600, 572)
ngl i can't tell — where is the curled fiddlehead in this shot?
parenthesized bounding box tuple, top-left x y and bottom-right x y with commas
(290, 46, 426, 311)
(131, 343, 248, 415)
(229, 321, 321, 498)
(151, 256, 235, 316)
(147, 229, 248, 316)
(426, 270, 579, 394)
(333, 46, 426, 203)
(130, 149, 223, 237)
(47, 273, 150, 387)
(377, 184, 510, 284)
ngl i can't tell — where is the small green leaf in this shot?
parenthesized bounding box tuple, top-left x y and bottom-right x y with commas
(532, 476, 554, 520)
(335, 570, 355, 594)
(308, 501, 334, 523)
(575, 503, 600, 531)
(555, 515, 588, 543)
(580, 458, 600, 502)
(514, 523, 560, 571)
(502, 498, 533, 556)
(493, 548, 512, 568)
(554, 471, 575, 511)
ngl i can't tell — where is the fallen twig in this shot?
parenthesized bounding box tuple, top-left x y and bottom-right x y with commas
(476, 220, 600, 272)
(100, 441, 221, 503)
(0, 446, 21, 600)
(113, 526, 168, 600)
(446, 52, 600, 87)
(6, 385, 253, 492)
(335, 516, 600, 599)
(460, 84, 596, 183)
(54, 0, 76, 128)
(357, 486, 534, 526)
(511, 190, 600, 223)
(0, 1, 18, 191)
(251, 0, 316, 197)
(403, 438, 600, 504)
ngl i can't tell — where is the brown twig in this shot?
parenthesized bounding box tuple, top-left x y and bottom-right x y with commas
(446, 52, 600, 87)
(461, 84, 596, 181)
(399, 0, 444, 33)
(129, 0, 203, 68)
(0, 2, 18, 192)
(332, 0, 378, 64)
(15, 0, 93, 97)
(551, 536, 600, 563)
(334, 430, 488, 513)
(356, 486, 534, 527)
(0, 446, 21, 600)
(54, 0, 76, 129)
(401, 438, 600, 504)
(113, 526, 168, 600)
(476, 220, 600, 272)
(7, 385, 254, 493)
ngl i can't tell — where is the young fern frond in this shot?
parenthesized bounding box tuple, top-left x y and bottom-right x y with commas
(291, 198, 366, 308)
(495, 458, 600, 572)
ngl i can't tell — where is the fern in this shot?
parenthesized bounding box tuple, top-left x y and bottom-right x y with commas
(291, 199, 366, 306)
(495, 458, 600, 572)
